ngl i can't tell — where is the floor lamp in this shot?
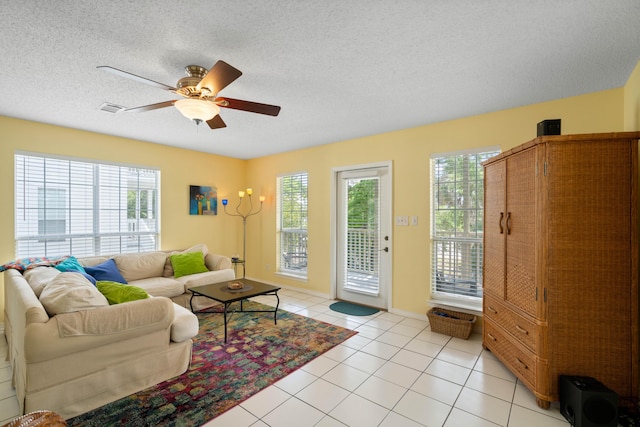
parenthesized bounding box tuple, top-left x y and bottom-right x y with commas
(221, 188, 264, 272)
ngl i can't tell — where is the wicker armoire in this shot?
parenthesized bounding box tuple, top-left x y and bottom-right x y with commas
(482, 132, 640, 409)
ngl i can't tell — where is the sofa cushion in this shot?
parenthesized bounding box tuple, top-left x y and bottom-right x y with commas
(163, 244, 209, 277)
(85, 259, 127, 284)
(170, 251, 208, 278)
(177, 269, 236, 291)
(129, 277, 185, 298)
(114, 252, 167, 282)
(171, 304, 199, 343)
(23, 267, 61, 298)
(39, 272, 109, 316)
(97, 281, 149, 305)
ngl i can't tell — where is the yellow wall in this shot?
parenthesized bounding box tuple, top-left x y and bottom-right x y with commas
(625, 60, 640, 131)
(0, 117, 246, 313)
(247, 88, 625, 315)
(0, 82, 632, 317)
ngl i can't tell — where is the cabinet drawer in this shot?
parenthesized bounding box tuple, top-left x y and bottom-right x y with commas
(484, 296, 538, 351)
(484, 320, 536, 387)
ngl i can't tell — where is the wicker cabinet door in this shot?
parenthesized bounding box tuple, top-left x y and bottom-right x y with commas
(483, 160, 506, 299)
(504, 148, 538, 317)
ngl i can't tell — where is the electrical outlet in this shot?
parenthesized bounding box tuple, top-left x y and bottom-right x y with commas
(395, 215, 409, 226)
(411, 216, 418, 226)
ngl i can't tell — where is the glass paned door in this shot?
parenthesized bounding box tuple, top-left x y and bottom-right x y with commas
(336, 166, 391, 309)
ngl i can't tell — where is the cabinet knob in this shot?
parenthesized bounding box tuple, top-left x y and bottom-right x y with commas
(515, 324, 529, 335)
(487, 306, 498, 314)
(515, 357, 528, 370)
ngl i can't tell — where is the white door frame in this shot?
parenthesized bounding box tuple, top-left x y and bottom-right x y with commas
(330, 161, 393, 310)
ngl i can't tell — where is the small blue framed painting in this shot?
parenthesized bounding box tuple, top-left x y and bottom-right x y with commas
(190, 185, 217, 215)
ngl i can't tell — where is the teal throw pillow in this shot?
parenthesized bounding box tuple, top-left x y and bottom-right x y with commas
(170, 251, 208, 278)
(55, 256, 85, 273)
(97, 281, 149, 305)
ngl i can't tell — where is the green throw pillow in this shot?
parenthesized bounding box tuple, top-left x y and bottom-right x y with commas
(97, 281, 149, 305)
(170, 251, 208, 278)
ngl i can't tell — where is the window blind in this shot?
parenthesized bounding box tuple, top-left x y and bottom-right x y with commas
(430, 148, 499, 304)
(277, 172, 308, 275)
(15, 153, 160, 258)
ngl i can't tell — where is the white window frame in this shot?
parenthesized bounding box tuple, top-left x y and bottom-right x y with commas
(430, 146, 500, 310)
(15, 151, 160, 258)
(276, 171, 308, 279)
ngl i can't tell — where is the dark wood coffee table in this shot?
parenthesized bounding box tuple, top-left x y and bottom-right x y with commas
(189, 279, 281, 342)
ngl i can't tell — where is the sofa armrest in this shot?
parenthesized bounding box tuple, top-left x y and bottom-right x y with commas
(25, 297, 175, 363)
(205, 253, 232, 271)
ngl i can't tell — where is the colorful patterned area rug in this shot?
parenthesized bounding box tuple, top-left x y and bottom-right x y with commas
(67, 302, 357, 426)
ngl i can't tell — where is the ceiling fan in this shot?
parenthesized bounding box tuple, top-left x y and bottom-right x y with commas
(97, 60, 281, 130)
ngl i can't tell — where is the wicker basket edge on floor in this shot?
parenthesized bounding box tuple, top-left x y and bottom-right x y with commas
(427, 307, 476, 340)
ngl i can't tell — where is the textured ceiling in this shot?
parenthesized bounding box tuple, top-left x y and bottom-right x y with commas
(1, 1, 640, 159)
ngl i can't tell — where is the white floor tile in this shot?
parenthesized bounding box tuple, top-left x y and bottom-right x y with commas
(473, 352, 517, 381)
(390, 349, 434, 372)
(261, 396, 325, 427)
(388, 323, 424, 338)
(300, 355, 340, 377)
(426, 359, 472, 386)
(508, 404, 570, 427)
(454, 388, 511, 426)
(374, 361, 422, 388)
(274, 368, 318, 395)
(411, 373, 462, 406)
(295, 378, 350, 413)
(203, 405, 259, 427)
(394, 390, 452, 427)
(359, 340, 401, 360)
(435, 346, 479, 369)
(240, 385, 290, 419)
(354, 375, 408, 409)
(376, 330, 413, 347)
(404, 338, 446, 358)
(315, 415, 348, 426)
(323, 344, 357, 363)
(329, 393, 390, 427)
(343, 350, 387, 374)
(444, 408, 501, 427)
(465, 371, 516, 402)
(354, 324, 386, 340)
(321, 363, 370, 391)
(379, 411, 426, 427)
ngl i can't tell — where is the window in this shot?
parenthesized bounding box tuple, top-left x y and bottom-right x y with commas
(15, 152, 160, 258)
(277, 172, 308, 277)
(431, 147, 499, 307)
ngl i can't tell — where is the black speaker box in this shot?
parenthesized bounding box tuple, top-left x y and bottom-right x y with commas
(559, 375, 618, 427)
(537, 119, 561, 136)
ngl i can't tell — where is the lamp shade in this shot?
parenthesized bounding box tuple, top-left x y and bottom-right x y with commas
(175, 99, 220, 121)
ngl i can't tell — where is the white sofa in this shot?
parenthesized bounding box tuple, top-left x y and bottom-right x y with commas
(3, 245, 235, 419)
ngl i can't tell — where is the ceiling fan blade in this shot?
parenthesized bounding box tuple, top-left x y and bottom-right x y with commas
(196, 61, 242, 95)
(97, 66, 177, 91)
(207, 114, 227, 129)
(216, 97, 281, 116)
(124, 100, 176, 113)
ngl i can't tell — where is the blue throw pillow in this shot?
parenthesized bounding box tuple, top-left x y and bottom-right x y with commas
(54, 256, 85, 273)
(85, 259, 128, 284)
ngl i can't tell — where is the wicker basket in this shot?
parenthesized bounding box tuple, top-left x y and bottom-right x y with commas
(427, 307, 476, 339)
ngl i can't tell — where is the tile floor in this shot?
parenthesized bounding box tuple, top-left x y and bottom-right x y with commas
(0, 288, 571, 426)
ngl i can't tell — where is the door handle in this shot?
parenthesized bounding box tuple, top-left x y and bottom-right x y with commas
(379, 247, 389, 252)
(506, 212, 512, 235)
(499, 212, 504, 234)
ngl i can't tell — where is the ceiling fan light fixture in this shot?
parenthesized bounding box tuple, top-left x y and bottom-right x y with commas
(175, 98, 220, 122)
